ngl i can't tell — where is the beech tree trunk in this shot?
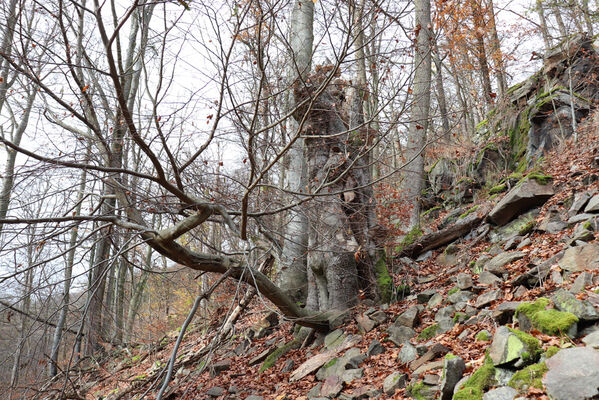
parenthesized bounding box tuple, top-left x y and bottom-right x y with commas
(277, 0, 314, 302)
(403, 0, 432, 228)
(294, 67, 380, 310)
(472, 0, 494, 106)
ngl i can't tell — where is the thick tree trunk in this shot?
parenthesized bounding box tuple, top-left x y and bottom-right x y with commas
(294, 67, 380, 310)
(277, 0, 314, 302)
(403, 0, 432, 228)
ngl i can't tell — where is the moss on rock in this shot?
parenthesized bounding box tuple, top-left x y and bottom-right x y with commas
(453, 355, 496, 400)
(508, 361, 548, 391)
(475, 330, 492, 342)
(418, 324, 440, 340)
(508, 328, 542, 363)
(531, 309, 578, 336)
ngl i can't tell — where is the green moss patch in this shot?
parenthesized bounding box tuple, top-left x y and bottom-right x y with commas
(508, 361, 548, 391)
(459, 205, 479, 220)
(475, 330, 491, 342)
(531, 309, 578, 336)
(418, 324, 440, 340)
(508, 328, 542, 363)
(516, 298, 550, 319)
(545, 346, 560, 359)
(489, 183, 507, 195)
(259, 338, 300, 373)
(453, 355, 496, 400)
(448, 287, 459, 296)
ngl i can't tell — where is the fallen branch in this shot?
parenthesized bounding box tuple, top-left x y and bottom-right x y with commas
(399, 213, 483, 259)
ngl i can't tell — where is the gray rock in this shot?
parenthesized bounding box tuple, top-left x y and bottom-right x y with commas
(494, 367, 516, 386)
(340, 368, 363, 384)
(281, 359, 294, 373)
(206, 386, 226, 397)
(418, 289, 438, 304)
(447, 290, 473, 304)
(211, 359, 231, 376)
(386, 325, 416, 346)
(489, 326, 539, 368)
(479, 270, 503, 285)
(492, 302, 522, 325)
(488, 178, 554, 226)
(456, 273, 473, 290)
(320, 375, 343, 398)
(482, 386, 518, 400)
(545, 221, 568, 233)
(328, 310, 352, 329)
(585, 194, 599, 213)
(395, 305, 420, 328)
(552, 288, 599, 321)
(427, 293, 444, 309)
(245, 396, 264, 400)
(383, 371, 406, 395)
(307, 383, 323, 398)
(474, 289, 501, 308)
(503, 235, 522, 251)
(324, 329, 346, 349)
(569, 191, 594, 216)
(440, 356, 465, 400)
(355, 314, 376, 333)
(544, 347, 599, 400)
(398, 343, 418, 364)
(369, 310, 387, 324)
(485, 251, 525, 276)
(516, 237, 532, 249)
(583, 330, 599, 348)
(571, 272, 594, 293)
(367, 340, 384, 357)
(435, 306, 455, 322)
(568, 213, 595, 225)
(512, 252, 564, 288)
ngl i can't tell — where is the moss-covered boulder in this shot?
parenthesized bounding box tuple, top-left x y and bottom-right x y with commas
(516, 297, 579, 337)
(551, 288, 599, 321)
(489, 326, 541, 368)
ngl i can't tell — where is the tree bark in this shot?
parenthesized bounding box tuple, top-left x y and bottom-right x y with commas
(536, 0, 553, 51)
(277, 0, 314, 302)
(471, 0, 494, 105)
(486, 0, 507, 97)
(403, 0, 432, 228)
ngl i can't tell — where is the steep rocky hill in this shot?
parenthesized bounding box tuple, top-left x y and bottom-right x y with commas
(36, 38, 599, 400)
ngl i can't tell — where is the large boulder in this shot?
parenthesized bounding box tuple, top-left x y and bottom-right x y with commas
(488, 178, 554, 226)
(558, 243, 599, 272)
(544, 347, 599, 400)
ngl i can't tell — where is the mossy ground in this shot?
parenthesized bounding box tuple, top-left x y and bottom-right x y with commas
(475, 330, 491, 341)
